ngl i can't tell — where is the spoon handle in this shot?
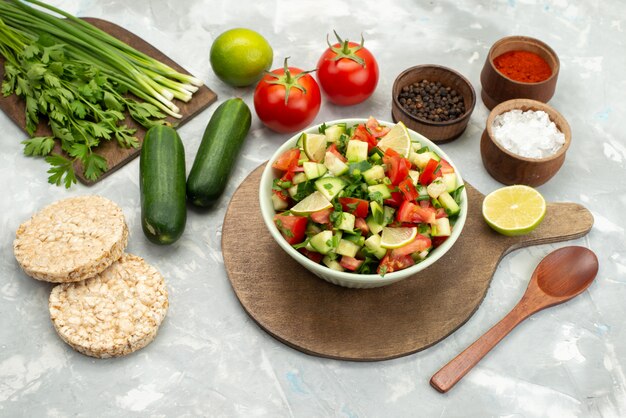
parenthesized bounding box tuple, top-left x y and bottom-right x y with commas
(430, 302, 531, 393)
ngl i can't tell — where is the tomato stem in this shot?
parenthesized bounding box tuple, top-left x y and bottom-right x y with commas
(327, 30, 366, 67)
(265, 57, 315, 105)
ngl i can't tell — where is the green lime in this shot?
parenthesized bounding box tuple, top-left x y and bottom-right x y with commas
(380, 226, 418, 249)
(303, 133, 327, 163)
(210, 28, 273, 87)
(377, 122, 411, 158)
(482, 185, 546, 236)
(290, 191, 332, 215)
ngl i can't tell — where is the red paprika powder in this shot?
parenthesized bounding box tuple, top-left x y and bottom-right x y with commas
(493, 50, 552, 83)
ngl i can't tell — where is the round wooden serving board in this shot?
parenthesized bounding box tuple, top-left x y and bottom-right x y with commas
(222, 164, 593, 361)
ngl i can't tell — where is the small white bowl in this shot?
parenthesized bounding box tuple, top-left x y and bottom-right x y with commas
(259, 118, 468, 289)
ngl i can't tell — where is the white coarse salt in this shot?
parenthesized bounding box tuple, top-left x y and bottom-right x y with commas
(491, 109, 565, 159)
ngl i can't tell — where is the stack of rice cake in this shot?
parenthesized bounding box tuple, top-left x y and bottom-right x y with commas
(13, 196, 168, 358)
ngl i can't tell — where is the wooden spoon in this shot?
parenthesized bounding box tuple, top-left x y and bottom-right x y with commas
(430, 246, 599, 393)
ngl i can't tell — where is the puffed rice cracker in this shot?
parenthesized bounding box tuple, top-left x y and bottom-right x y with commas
(49, 253, 169, 358)
(13, 195, 128, 283)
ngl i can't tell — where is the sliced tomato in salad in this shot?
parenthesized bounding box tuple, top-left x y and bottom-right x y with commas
(419, 158, 443, 186)
(384, 190, 404, 208)
(431, 235, 449, 248)
(272, 148, 301, 172)
(366, 116, 391, 138)
(439, 159, 454, 175)
(310, 207, 333, 224)
(398, 179, 418, 202)
(273, 214, 307, 245)
(352, 124, 377, 151)
(338, 197, 369, 218)
(377, 252, 415, 275)
(340, 256, 364, 271)
(396, 200, 436, 224)
(391, 234, 432, 257)
(355, 217, 369, 234)
(383, 149, 411, 185)
(327, 143, 347, 162)
(299, 248, 324, 263)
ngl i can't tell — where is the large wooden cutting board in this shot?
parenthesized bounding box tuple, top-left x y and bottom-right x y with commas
(0, 18, 217, 185)
(221, 164, 594, 361)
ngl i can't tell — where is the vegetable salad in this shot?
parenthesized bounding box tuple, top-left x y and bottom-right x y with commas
(272, 118, 464, 275)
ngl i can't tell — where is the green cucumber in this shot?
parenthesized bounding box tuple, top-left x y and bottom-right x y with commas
(187, 98, 251, 207)
(362, 165, 385, 185)
(140, 125, 187, 245)
(346, 140, 368, 162)
(310, 230, 334, 254)
(315, 176, 347, 200)
(368, 184, 392, 200)
(335, 239, 361, 257)
(438, 191, 461, 216)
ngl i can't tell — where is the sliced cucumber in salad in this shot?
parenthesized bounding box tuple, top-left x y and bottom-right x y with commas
(270, 117, 463, 276)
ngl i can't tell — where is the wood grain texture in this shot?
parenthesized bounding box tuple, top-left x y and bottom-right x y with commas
(0, 17, 217, 185)
(480, 99, 571, 186)
(222, 164, 593, 361)
(430, 246, 598, 392)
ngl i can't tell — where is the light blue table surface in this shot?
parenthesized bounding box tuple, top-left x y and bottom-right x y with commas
(1, 0, 625, 416)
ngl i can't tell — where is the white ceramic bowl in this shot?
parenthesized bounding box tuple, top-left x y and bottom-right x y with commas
(259, 118, 468, 288)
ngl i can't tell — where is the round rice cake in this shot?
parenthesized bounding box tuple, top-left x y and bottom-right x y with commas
(49, 253, 169, 358)
(14, 195, 128, 283)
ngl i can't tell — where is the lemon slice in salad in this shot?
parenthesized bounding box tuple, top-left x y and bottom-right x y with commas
(377, 122, 411, 158)
(482, 185, 546, 236)
(380, 226, 418, 249)
(290, 191, 332, 215)
(303, 133, 327, 163)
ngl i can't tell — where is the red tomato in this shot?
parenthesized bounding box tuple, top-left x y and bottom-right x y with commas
(272, 148, 301, 172)
(272, 189, 289, 204)
(398, 179, 418, 202)
(386, 156, 411, 186)
(431, 235, 449, 248)
(254, 58, 321, 133)
(391, 234, 432, 257)
(340, 256, 364, 271)
(419, 159, 443, 186)
(338, 197, 369, 218)
(355, 217, 369, 234)
(316, 32, 379, 106)
(366, 116, 390, 138)
(352, 124, 377, 151)
(327, 143, 347, 162)
(384, 190, 404, 208)
(439, 159, 455, 175)
(396, 201, 436, 224)
(299, 248, 324, 263)
(273, 214, 308, 245)
(377, 252, 415, 274)
(310, 207, 333, 224)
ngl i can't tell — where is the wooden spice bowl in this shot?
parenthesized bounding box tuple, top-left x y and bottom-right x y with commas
(480, 98, 571, 187)
(392, 65, 476, 143)
(480, 36, 560, 110)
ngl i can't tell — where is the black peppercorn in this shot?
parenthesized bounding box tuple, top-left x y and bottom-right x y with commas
(398, 80, 465, 122)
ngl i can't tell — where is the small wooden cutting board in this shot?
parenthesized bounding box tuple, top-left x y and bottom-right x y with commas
(222, 164, 594, 361)
(0, 18, 217, 185)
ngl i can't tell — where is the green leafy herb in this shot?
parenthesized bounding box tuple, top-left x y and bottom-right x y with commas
(0, 0, 203, 187)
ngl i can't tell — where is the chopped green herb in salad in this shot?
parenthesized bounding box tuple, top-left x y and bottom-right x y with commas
(271, 117, 463, 276)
